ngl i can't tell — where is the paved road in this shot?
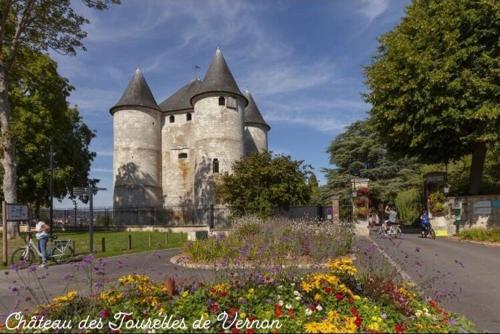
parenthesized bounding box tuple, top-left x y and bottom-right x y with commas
(363, 233, 500, 332)
(0, 248, 215, 322)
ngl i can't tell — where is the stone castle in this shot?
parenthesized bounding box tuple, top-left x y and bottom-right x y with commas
(110, 49, 270, 209)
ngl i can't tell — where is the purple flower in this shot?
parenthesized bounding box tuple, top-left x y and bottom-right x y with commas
(28, 265, 37, 273)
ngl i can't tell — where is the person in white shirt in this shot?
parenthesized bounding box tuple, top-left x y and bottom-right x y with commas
(35, 220, 49, 266)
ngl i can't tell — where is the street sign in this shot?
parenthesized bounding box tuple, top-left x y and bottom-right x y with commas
(6, 203, 28, 221)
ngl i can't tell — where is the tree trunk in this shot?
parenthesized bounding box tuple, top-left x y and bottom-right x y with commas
(469, 142, 487, 195)
(0, 64, 18, 238)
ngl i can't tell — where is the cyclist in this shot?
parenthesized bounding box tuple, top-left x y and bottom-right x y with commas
(35, 220, 50, 267)
(384, 205, 398, 232)
(420, 210, 431, 237)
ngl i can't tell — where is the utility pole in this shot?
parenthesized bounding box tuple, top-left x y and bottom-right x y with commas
(88, 183, 94, 253)
(49, 145, 54, 236)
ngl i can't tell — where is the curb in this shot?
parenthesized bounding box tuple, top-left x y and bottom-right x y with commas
(446, 236, 500, 248)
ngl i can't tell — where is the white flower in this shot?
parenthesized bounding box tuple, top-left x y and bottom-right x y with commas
(278, 300, 284, 306)
(316, 304, 323, 311)
(285, 303, 292, 310)
(278, 285, 283, 290)
(291, 283, 295, 287)
(305, 308, 313, 316)
(295, 296, 301, 301)
(415, 310, 422, 318)
(293, 290, 301, 296)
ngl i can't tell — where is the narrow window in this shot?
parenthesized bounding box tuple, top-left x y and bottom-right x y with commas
(186, 113, 192, 121)
(218, 96, 225, 106)
(169, 115, 175, 123)
(178, 153, 188, 159)
(212, 158, 219, 173)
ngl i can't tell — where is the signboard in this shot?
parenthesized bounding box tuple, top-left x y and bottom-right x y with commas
(326, 207, 333, 220)
(491, 199, 500, 208)
(473, 201, 491, 215)
(6, 204, 28, 221)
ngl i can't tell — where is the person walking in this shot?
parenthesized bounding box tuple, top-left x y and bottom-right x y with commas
(35, 220, 50, 267)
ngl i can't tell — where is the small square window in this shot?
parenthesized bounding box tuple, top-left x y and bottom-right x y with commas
(178, 153, 188, 159)
(169, 115, 175, 123)
(218, 96, 225, 106)
(186, 113, 192, 121)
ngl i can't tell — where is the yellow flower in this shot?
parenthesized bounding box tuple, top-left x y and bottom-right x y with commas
(314, 293, 322, 302)
(52, 290, 77, 304)
(304, 321, 338, 333)
(239, 312, 246, 319)
(181, 290, 189, 298)
(327, 311, 340, 322)
(367, 322, 380, 331)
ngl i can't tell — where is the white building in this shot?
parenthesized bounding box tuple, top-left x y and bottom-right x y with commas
(110, 49, 270, 210)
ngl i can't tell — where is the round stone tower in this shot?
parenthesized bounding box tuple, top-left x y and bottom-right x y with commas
(243, 90, 270, 155)
(190, 48, 247, 207)
(110, 68, 162, 209)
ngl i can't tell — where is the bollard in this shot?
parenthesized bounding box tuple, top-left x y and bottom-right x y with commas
(148, 232, 152, 248)
(101, 237, 106, 253)
(128, 234, 132, 250)
(71, 240, 76, 254)
(165, 232, 168, 245)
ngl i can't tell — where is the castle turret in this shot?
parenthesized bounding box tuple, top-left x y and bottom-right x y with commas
(110, 68, 162, 208)
(243, 91, 270, 155)
(190, 48, 247, 206)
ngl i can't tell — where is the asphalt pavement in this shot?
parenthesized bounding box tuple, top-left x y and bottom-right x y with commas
(363, 232, 500, 332)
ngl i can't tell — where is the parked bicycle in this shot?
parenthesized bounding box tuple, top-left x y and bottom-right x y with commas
(377, 223, 402, 239)
(10, 233, 75, 268)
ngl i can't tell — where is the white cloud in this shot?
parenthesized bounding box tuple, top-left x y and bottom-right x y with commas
(357, 0, 390, 22)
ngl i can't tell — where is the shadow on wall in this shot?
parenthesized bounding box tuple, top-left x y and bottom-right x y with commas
(244, 127, 258, 155)
(194, 156, 216, 208)
(114, 162, 161, 208)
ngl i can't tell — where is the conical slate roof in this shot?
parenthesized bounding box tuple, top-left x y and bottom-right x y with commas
(159, 79, 201, 112)
(110, 68, 159, 113)
(191, 48, 247, 105)
(244, 91, 270, 130)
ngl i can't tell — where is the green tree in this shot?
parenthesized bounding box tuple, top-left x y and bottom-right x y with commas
(220, 151, 312, 217)
(0, 0, 118, 236)
(8, 51, 95, 213)
(324, 120, 420, 208)
(364, 0, 500, 195)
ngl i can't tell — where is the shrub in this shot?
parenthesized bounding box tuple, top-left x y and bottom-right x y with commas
(183, 216, 354, 265)
(428, 192, 447, 217)
(459, 228, 500, 242)
(395, 188, 422, 225)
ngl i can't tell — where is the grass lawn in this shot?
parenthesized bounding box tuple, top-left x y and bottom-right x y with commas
(458, 227, 500, 243)
(0, 231, 186, 268)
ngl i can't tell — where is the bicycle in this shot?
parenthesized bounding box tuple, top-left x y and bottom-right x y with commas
(10, 233, 75, 268)
(377, 222, 402, 239)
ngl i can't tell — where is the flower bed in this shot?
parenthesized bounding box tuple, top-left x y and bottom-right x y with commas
(2, 257, 475, 333)
(183, 216, 354, 266)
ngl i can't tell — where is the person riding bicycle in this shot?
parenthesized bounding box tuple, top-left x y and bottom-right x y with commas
(35, 220, 50, 267)
(383, 205, 398, 232)
(420, 210, 431, 236)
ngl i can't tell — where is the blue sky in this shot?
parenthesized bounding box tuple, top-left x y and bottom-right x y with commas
(52, 0, 411, 208)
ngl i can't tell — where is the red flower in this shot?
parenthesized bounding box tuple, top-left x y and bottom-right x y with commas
(228, 307, 239, 317)
(274, 304, 283, 318)
(287, 309, 296, 318)
(323, 287, 332, 294)
(210, 302, 219, 314)
(335, 293, 344, 301)
(350, 307, 359, 316)
(355, 316, 362, 327)
(245, 329, 256, 334)
(348, 297, 354, 304)
(124, 314, 133, 321)
(248, 315, 257, 322)
(395, 323, 405, 334)
(231, 327, 240, 334)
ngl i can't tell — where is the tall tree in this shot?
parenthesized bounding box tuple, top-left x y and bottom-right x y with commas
(0, 0, 117, 235)
(8, 51, 95, 213)
(324, 120, 420, 213)
(220, 152, 312, 217)
(364, 0, 499, 195)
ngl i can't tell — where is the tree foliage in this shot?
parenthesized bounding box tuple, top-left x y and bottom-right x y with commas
(220, 152, 312, 217)
(364, 0, 500, 194)
(6, 50, 95, 209)
(324, 120, 420, 207)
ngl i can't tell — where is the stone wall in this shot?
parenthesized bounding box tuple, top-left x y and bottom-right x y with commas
(453, 194, 500, 230)
(113, 106, 162, 208)
(161, 110, 194, 207)
(192, 93, 245, 206)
